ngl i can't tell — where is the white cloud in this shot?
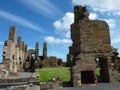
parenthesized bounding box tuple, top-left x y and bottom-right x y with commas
(65, 31, 71, 38)
(0, 41, 4, 46)
(72, 0, 120, 14)
(48, 50, 66, 61)
(19, 0, 63, 18)
(114, 12, 120, 16)
(111, 37, 120, 44)
(53, 12, 74, 38)
(111, 36, 120, 57)
(89, 13, 98, 20)
(28, 46, 34, 49)
(45, 36, 72, 44)
(118, 49, 120, 56)
(103, 19, 116, 28)
(54, 12, 74, 31)
(0, 10, 45, 33)
(53, 12, 98, 38)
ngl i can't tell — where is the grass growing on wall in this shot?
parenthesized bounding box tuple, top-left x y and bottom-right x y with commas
(38, 67, 70, 83)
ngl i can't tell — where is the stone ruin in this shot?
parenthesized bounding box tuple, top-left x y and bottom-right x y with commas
(0, 26, 64, 74)
(67, 6, 120, 86)
(0, 26, 64, 90)
(1, 5, 120, 90)
(40, 77, 62, 90)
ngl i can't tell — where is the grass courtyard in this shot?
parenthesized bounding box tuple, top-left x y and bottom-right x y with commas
(38, 67, 100, 83)
(38, 67, 70, 83)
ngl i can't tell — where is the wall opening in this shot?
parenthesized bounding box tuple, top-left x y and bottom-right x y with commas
(95, 57, 110, 83)
(81, 71, 95, 84)
(95, 58, 100, 82)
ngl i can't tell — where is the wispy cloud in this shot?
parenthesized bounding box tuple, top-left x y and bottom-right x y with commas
(19, 0, 63, 18)
(0, 41, 4, 46)
(72, 0, 120, 15)
(111, 37, 120, 45)
(45, 36, 72, 44)
(0, 10, 45, 33)
(103, 19, 116, 28)
(28, 46, 34, 49)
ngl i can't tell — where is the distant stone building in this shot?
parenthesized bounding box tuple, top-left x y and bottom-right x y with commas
(1, 26, 63, 75)
(67, 6, 120, 86)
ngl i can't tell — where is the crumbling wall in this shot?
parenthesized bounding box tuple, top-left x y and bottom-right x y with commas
(0, 63, 9, 79)
(7, 85, 40, 90)
(1, 26, 63, 74)
(40, 77, 62, 90)
(67, 6, 112, 86)
(2, 26, 28, 73)
(41, 56, 63, 68)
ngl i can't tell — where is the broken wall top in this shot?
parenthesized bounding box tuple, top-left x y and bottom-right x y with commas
(71, 6, 111, 53)
(74, 6, 89, 22)
(8, 26, 16, 43)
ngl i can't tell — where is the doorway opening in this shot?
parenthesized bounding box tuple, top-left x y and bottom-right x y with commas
(81, 71, 95, 84)
(95, 57, 110, 82)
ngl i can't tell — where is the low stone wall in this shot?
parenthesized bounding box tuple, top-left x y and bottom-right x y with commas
(0, 63, 9, 79)
(7, 85, 40, 90)
(0, 78, 36, 84)
(40, 77, 62, 90)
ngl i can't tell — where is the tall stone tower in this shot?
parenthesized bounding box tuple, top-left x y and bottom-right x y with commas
(8, 26, 16, 43)
(17, 37, 22, 49)
(3, 26, 18, 73)
(35, 42, 39, 58)
(68, 6, 111, 86)
(43, 42, 47, 58)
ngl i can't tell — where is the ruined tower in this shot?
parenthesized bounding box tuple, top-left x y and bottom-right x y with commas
(2, 26, 29, 73)
(68, 6, 111, 86)
(43, 42, 47, 58)
(24, 44, 28, 60)
(35, 42, 39, 58)
(3, 26, 18, 72)
(8, 26, 16, 43)
(17, 37, 22, 49)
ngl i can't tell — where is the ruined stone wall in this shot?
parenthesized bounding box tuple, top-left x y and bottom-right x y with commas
(70, 20, 111, 57)
(3, 40, 17, 72)
(2, 26, 28, 73)
(41, 56, 63, 68)
(8, 26, 16, 43)
(15, 46, 19, 71)
(35, 42, 39, 58)
(0, 64, 9, 79)
(43, 42, 47, 58)
(1, 26, 63, 73)
(7, 85, 40, 90)
(40, 77, 62, 90)
(68, 6, 112, 86)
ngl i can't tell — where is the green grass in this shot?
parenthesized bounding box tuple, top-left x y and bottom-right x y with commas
(38, 67, 70, 83)
(38, 67, 101, 83)
(96, 67, 100, 76)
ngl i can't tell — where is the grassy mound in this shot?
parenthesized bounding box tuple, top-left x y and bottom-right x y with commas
(38, 67, 70, 83)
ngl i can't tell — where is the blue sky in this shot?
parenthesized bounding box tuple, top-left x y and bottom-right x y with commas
(0, 0, 120, 62)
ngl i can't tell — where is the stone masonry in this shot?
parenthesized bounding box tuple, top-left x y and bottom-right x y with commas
(0, 26, 64, 76)
(2, 26, 27, 73)
(67, 6, 113, 86)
